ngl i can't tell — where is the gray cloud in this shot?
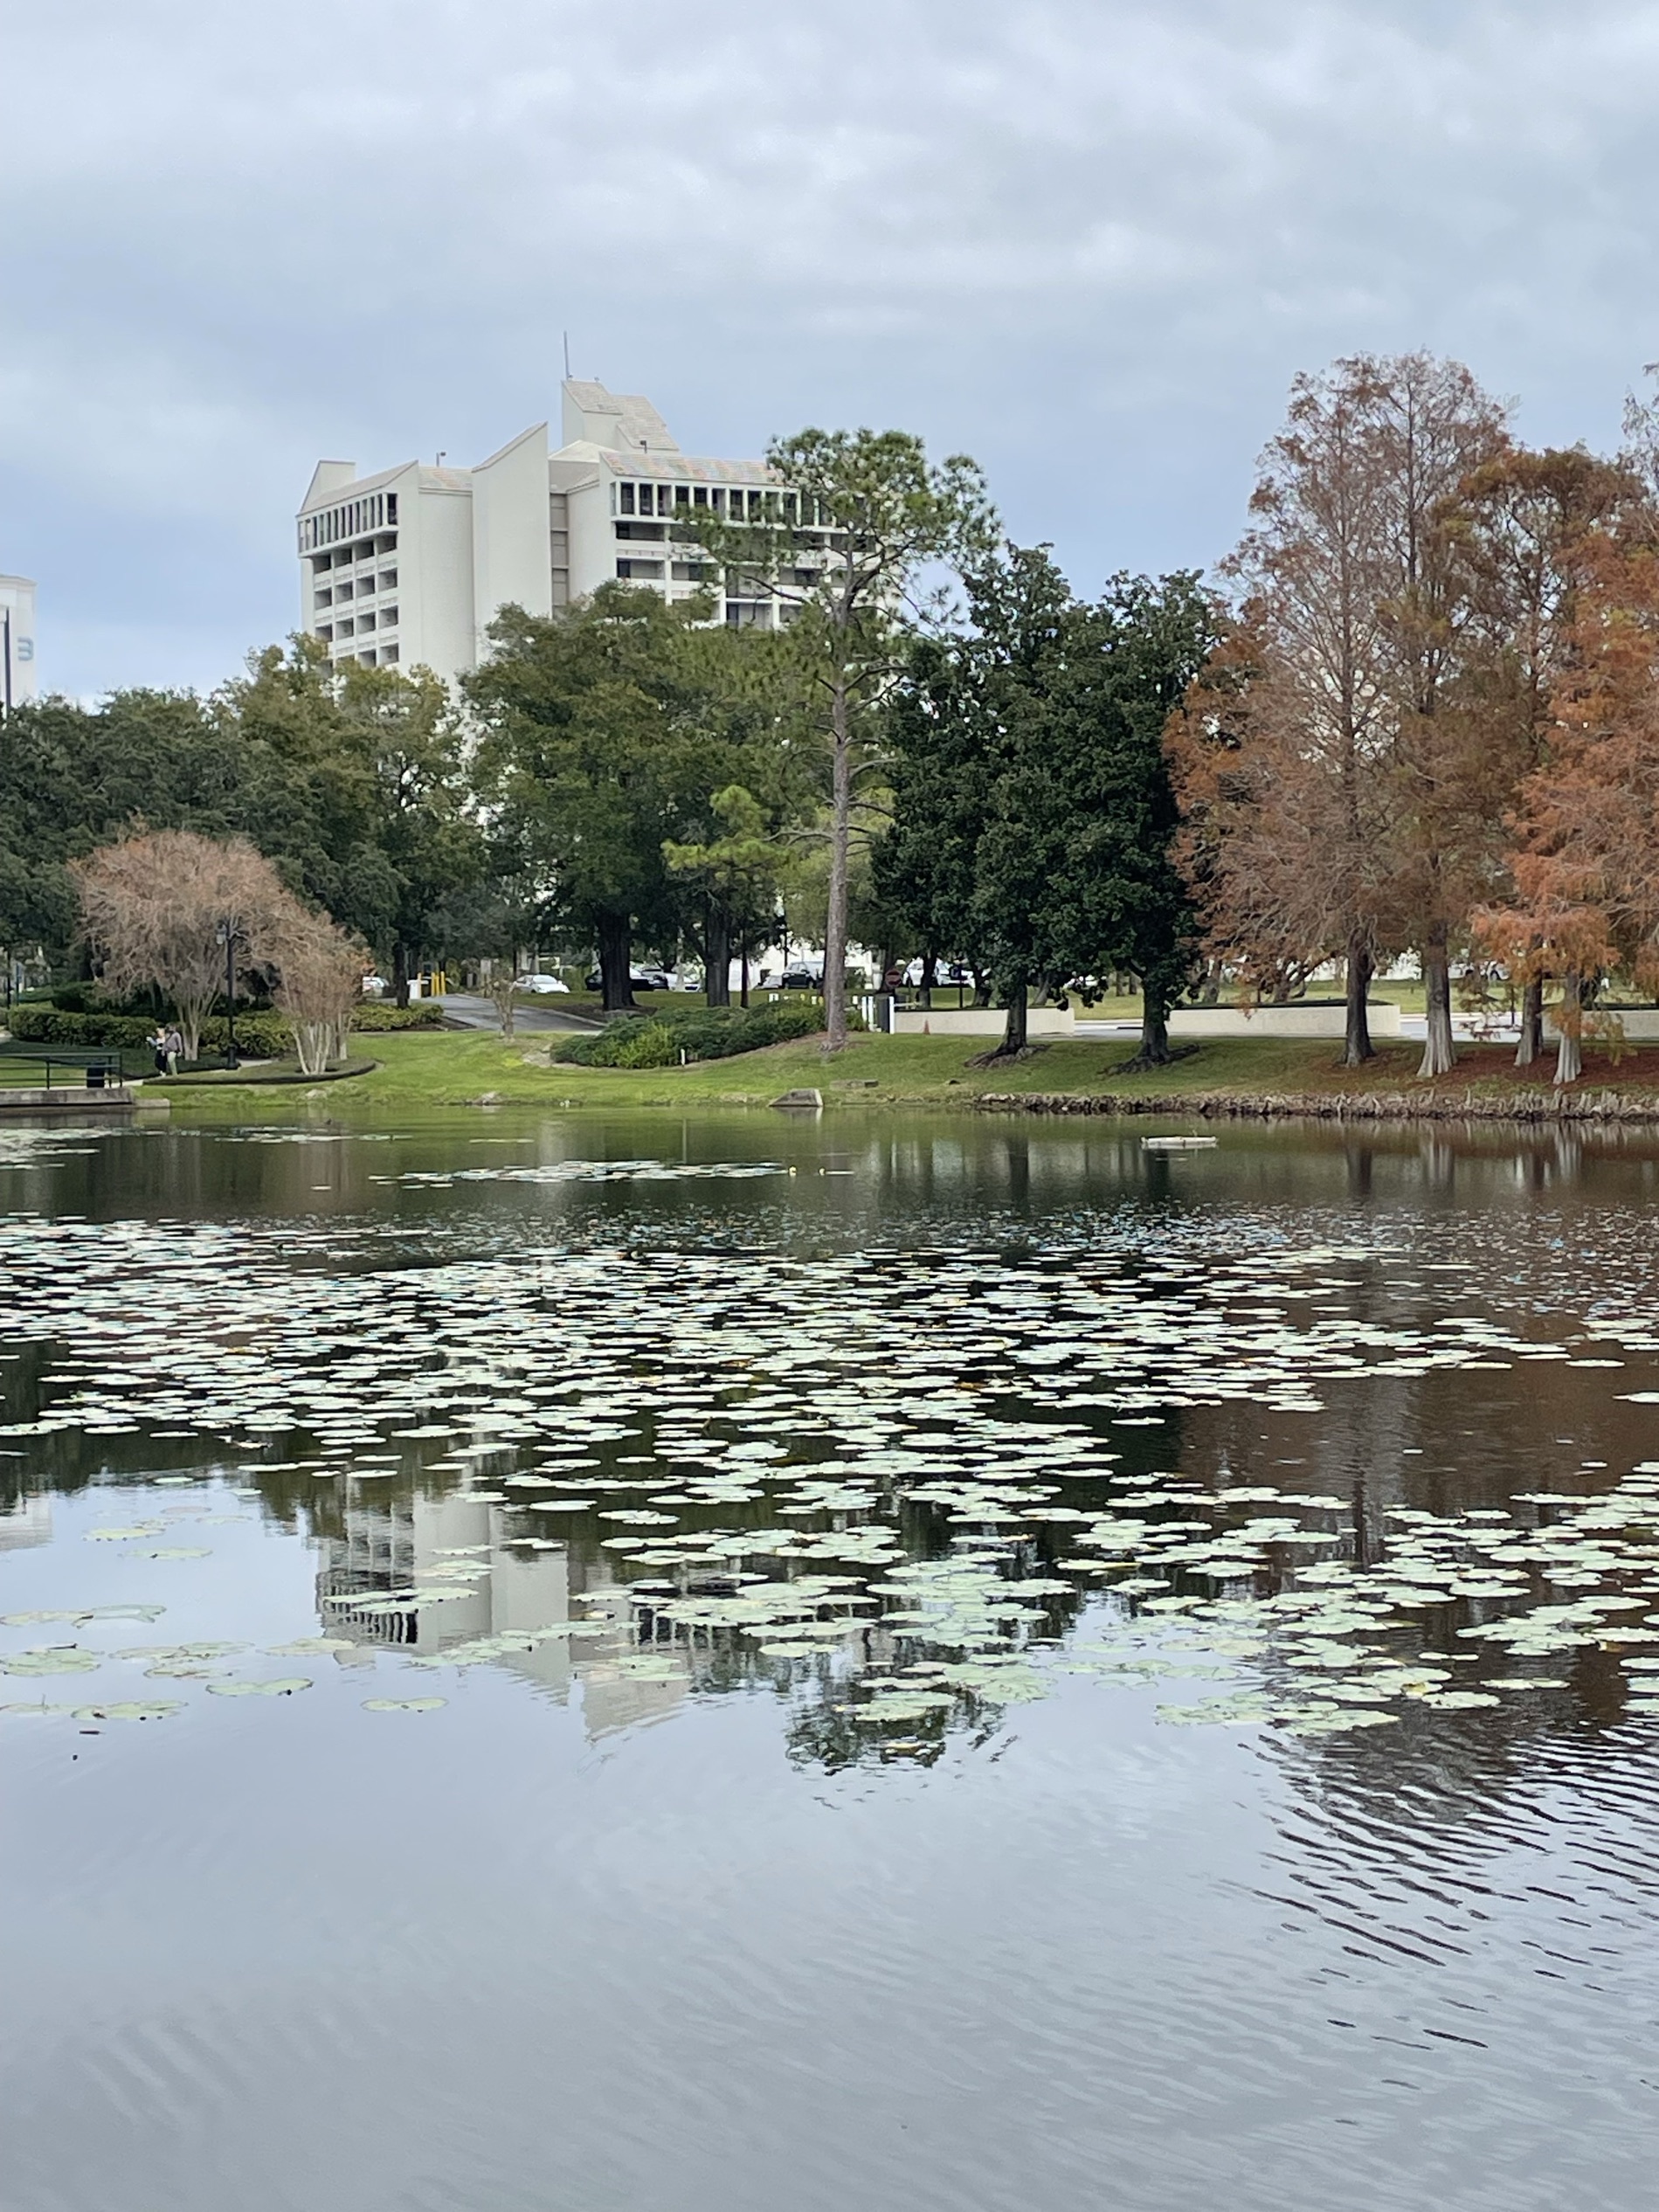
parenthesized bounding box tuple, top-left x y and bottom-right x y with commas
(5, 0, 1658, 694)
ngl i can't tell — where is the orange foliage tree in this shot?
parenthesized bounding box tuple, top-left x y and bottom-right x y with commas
(1169, 353, 1509, 1070)
(1476, 532, 1659, 1082)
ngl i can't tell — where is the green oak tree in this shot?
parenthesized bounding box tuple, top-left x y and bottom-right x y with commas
(681, 428, 998, 1046)
(880, 550, 1218, 1061)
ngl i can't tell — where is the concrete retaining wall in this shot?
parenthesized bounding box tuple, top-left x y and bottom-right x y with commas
(1167, 1001, 1401, 1040)
(1544, 1006, 1659, 1041)
(892, 1006, 1076, 1039)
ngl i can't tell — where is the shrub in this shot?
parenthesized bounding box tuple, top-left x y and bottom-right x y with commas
(550, 999, 830, 1068)
(349, 1002, 446, 1031)
(9, 1006, 294, 1058)
(10, 1007, 158, 1047)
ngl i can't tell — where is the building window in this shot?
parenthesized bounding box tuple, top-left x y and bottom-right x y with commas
(619, 481, 635, 515)
(378, 569, 397, 590)
(337, 619, 355, 638)
(317, 625, 333, 641)
(693, 487, 708, 507)
(387, 494, 398, 522)
(617, 559, 665, 580)
(671, 561, 709, 582)
(315, 588, 332, 608)
(726, 602, 771, 628)
(359, 651, 375, 667)
(382, 644, 399, 664)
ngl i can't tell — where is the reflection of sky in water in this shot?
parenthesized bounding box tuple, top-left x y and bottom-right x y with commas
(6, 1114, 1659, 2210)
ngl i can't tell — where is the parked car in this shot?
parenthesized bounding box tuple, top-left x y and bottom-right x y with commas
(583, 966, 674, 993)
(780, 966, 819, 990)
(516, 973, 570, 994)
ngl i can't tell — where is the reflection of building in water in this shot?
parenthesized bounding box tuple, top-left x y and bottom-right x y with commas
(317, 1488, 687, 1736)
(0, 1495, 50, 1552)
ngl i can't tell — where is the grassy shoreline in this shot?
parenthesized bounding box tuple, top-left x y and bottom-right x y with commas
(149, 1027, 1659, 1120)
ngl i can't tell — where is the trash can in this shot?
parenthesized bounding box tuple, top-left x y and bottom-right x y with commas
(85, 1063, 107, 1089)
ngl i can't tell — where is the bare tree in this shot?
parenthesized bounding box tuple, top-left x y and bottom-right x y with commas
(485, 958, 520, 1040)
(266, 904, 365, 1075)
(71, 830, 288, 1061)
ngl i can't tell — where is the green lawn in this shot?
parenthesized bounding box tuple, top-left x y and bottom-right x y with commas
(149, 1024, 1630, 1117)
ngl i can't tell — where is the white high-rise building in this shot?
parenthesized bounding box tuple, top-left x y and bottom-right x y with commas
(296, 379, 782, 688)
(0, 575, 38, 709)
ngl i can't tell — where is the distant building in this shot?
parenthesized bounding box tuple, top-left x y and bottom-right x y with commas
(296, 379, 781, 688)
(0, 575, 38, 709)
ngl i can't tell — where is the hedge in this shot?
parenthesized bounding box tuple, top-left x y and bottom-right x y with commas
(11, 1001, 441, 1050)
(349, 1002, 446, 1031)
(9, 1006, 292, 1057)
(549, 1000, 831, 1068)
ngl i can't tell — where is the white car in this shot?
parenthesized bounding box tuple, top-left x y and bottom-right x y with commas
(516, 973, 570, 994)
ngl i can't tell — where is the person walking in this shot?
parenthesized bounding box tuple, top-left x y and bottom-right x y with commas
(162, 1024, 183, 1076)
(147, 1025, 168, 1075)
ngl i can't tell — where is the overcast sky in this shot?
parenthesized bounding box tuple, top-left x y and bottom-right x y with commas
(6, 0, 1659, 699)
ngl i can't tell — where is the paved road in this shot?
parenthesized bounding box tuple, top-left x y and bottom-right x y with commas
(436, 994, 602, 1034)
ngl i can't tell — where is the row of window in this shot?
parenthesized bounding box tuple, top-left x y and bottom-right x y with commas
(317, 608, 397, 640)
(609, 575, 786, 629)
(315, 570, 397, 608)
(331, 644, 399, 667)
(614, 558, 714, 583)
(300, 498, 397, 554)
(614, 480, 847, 532)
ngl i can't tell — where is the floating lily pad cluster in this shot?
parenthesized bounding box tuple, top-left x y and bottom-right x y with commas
(5, 1202, 1659, 1752)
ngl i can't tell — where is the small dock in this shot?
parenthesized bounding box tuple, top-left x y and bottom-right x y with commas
(0, 1084, 146, 1116)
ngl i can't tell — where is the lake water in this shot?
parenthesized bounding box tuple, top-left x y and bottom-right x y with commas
(5, 1105, 1659, 2211)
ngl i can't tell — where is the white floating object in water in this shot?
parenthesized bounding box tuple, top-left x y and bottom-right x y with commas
(1141, 1136, 1218, 1150)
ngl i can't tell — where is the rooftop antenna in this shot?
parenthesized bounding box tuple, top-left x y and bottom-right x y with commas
(563, 330, 571, 379)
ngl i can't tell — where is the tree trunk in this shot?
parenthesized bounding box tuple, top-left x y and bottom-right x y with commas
(1417, 933, 1455, 1079)
(1554, 970, 1582, 1085)
(998, 976, 1028, 1056)
(822, 677, 852, 1050)
(704, 902, 732, 1008)
(392, 941, 412, 1011)
(1344, 931, 1375, 1066)
(1516, 977, 1543, 1067)
(971, 964, 992, 1008)
(597, 913, 636, 1012)
(1137, 983, 1172, 1067)
(178, 994, 210, 1063)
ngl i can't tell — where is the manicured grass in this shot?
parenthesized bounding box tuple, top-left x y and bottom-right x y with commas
(150, 1023, 1659, 1119)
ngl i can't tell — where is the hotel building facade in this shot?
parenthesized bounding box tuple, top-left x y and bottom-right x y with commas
(296, 379, 781, 688)
(0, 574, 38, 709)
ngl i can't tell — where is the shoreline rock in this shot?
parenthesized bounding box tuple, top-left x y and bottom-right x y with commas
(975, 1087, 1659, 1124)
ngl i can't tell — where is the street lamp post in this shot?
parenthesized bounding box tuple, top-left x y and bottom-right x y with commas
(216, 919, 238, 1070)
